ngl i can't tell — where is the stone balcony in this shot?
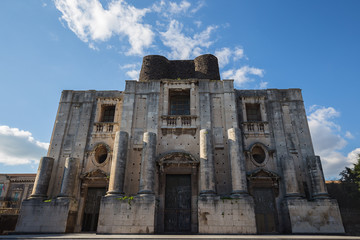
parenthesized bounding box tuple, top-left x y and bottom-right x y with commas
(92, 122, 119, 137)
(0, 207, 19, 215)
(241, 121, 270, 138)
(161, 115, 197, 135)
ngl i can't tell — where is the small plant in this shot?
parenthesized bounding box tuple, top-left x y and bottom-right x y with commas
(116, 196, 134, 206)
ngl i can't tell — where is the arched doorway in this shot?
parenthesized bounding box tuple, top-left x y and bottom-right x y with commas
(156, 152, 199, 233)
(79, 169, 108, 232)
(248, 169, 280, 234)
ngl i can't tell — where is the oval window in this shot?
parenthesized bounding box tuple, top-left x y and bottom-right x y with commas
(95, 145, 108, 164)
(252, 146, 266, 164)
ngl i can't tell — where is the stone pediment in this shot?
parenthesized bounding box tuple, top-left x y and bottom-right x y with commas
(157, 152, 199, 168)
(80, 169, 108, 180)
(247, 168, 280, 181)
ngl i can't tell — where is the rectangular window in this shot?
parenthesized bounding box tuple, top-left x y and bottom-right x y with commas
(101, 105, 115, 122)
(0, 184, 3, 196)
(12, 191, 20, 201)
(246, 103, 262, 122)
(169, 89, 190, 115)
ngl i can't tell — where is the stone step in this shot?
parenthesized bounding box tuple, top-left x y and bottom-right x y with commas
(1, 234, 360, 240)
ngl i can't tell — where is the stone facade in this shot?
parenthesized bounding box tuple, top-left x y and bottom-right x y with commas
(15, 54, 344, 234)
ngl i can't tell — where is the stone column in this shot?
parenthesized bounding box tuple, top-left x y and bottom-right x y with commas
(199, 129, 216, 196)
(190, 82, 196, 116)
(307, 156, 329, 199)
(58, 157, 78, 198)
(138, 132, 157, 195)
(282, 156, 301, 198)
(30, 157, 54, 199)
(228, 128, 248, 196)
(107, 131, 129, 196)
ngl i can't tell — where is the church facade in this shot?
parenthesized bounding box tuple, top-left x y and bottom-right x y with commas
(16, 54, 344, 234)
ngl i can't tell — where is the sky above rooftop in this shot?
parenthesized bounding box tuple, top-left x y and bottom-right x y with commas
(0, 0, 359, 179)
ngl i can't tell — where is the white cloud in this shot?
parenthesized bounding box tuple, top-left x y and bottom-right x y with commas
(345, 131, 354, 139)
(222, 65, 264, 87)
(54, 0, 154, 55)
(126, 69, 139, 79)
(307, 106, 358, 179)
(233, 47, 245, 61)
(0, 126, 49, 166)
(215, 47, 245, 68)
(152, 0, 203, 17)
(120, 63, 138, 69)
(169, 0, 191, 14)
(194, 20, 202, 28)
(215, 47, 232, 68)
(258, 81, 268, 89)
(190, 0, 205, 14)
(160, 20, 216, 59)
(151, 0, 166, 13)
(347, 148, 360, 164)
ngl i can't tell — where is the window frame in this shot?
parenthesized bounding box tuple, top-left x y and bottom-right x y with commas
(169, 89, 190, 116)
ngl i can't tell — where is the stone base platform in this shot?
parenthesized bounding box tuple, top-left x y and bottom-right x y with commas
(1, 234, 360, 240)
(283, 198, 345, 234)
(198, 195, 256, 234)
(97, 194, 156, 234)
(15, 198, 74, 233)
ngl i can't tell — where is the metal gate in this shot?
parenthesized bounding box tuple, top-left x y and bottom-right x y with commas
(82, 187, 106, 232)
(164, 174, 191, 233)
(253, 187, 277, 233)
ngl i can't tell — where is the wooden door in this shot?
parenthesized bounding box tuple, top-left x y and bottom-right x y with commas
(82, 187, 106, 232)
(253, 187, 277, 233)
(164, 174, 191, 233)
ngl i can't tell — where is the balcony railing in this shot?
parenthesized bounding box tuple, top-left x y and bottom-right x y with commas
(93, 122, 118, 134)
(0, 208, 20, 215)
(242, 122, 269, 137)
(161, 115, 197, 135)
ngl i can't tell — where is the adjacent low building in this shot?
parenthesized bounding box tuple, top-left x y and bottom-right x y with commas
(0, 174, 35, 234)
(15, 54, 344, 234)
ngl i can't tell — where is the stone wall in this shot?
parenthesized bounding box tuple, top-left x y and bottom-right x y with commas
(15, 198, 73, 233)
(283, 198, 344, 233)
(198, 196, 256, 234)
(97, 195, 156, 234)
(139, 54, 220, 81)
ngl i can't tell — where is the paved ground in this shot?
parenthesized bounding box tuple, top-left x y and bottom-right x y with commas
(1, 234, 360, 240)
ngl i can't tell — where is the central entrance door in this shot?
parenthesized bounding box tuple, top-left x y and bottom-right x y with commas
(82, 187, 106, 232)
(253, 187, 277, 233)
(164, 174, 191, 233)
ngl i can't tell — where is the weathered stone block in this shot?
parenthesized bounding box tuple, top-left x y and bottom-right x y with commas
(97, 194, 156, 234)
(198, 196, 256, 234)
(15, 198, 73, 233)
(284, 198, 345, 233)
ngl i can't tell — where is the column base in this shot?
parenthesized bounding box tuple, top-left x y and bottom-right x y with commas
(105, 190, 125, 197)
(285, 193, 302, 199)
(231, 190, 249, 198)
(29, 194, 47, 199)
(313, 192, 330, 199)
(137, 189, 154, 195)
(199, 190, 216, 197)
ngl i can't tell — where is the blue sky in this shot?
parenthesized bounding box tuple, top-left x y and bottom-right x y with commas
(0, 0, 359, 179)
